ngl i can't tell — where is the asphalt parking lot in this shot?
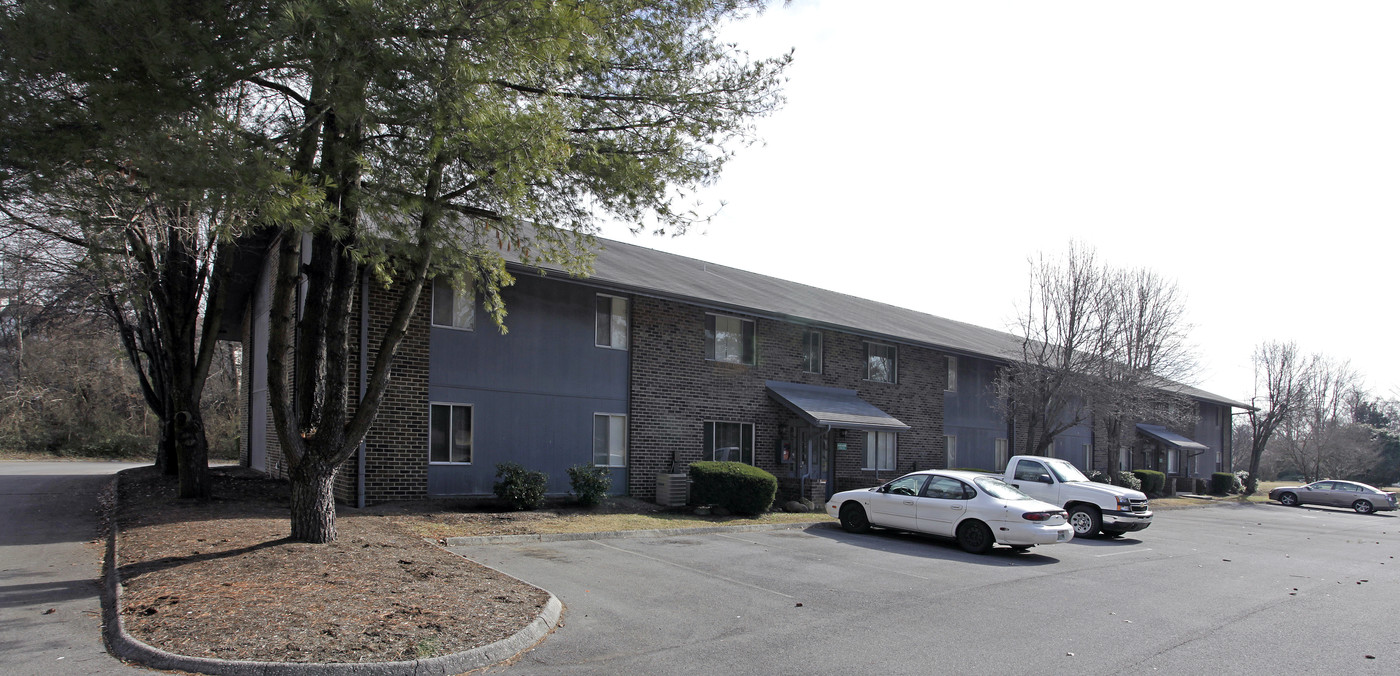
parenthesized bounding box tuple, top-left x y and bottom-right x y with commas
(455, 502, 1399, 675)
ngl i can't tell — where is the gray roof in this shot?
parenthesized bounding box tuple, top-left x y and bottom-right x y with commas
(512, 234, 1250, 410)
(765, 381, 910, 432)
(1137, 424, 1212, 451)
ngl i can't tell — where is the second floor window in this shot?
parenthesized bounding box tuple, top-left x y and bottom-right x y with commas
(946, 356, 958, 392)
(802, 329, 822, 373)
(431, 279, 475, 330)
(866, 342, 897, 383)
(595, 295, 628, 349)
(706, 314, 755, 365)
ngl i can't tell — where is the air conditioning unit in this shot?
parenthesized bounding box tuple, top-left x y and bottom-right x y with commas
(655, 473, 689, 507)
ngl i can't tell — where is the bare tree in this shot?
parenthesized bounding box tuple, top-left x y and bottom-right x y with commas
(1094, 266, 1198, 479)
(1244, 341, 1311, 494)
(999, 243, 1112, 456)
(1277, 358, 1361, 482)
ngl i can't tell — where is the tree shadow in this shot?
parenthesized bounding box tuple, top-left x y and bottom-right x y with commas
(117, 537, 294, 581)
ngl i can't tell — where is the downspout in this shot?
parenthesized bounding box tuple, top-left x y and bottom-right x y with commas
(357, 273, 368, 509)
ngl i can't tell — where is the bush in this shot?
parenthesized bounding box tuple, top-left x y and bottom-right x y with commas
(1210, 472, 1238, 495)
(1132, 469, 1166, 496)
(1088, 470, 1141, 490)
(567, 465, 611, 507)
(688, 461, 777, 515)
(493, 462, 548, 510)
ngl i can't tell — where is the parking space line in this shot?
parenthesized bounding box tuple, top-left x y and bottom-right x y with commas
(1095, 548, 1154, 557)
(591, 540, 796, 599)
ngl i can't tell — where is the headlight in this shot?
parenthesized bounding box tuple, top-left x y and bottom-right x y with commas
(1117, 496, 1132, 509)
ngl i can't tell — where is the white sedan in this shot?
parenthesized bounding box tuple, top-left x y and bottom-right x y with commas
(826, 470, 1073, 554)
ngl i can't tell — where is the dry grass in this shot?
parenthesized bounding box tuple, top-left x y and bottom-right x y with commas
(390, 507, 833, 540)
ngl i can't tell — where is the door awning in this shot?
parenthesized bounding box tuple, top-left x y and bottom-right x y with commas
(1136, 424, 1210, 451)
(765, 381, 911, 432)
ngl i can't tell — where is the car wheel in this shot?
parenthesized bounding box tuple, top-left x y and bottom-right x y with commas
(1278, 492, 1299, 507)
(839, 503, 871, 533)
(1068, 505, 1102, 537)
(1353, 500, 1375, 514)
(956, 520, 994, 554)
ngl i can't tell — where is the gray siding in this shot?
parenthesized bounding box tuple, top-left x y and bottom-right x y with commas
(427, 275, 628, 496)
(943, 356, 1009, 470)
(1191, 403, 1229, 478)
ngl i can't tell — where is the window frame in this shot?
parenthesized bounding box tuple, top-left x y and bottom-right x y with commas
(428, 402, 474, 465)
(595, 294, 629, 350)
(705, 313, 756, 365)
(865, 341, 898, 384)
(802, 329, 823, 374)
(430, 278, 475, 331)
(865, 431, 897, 471)
(703, 420, 755, 465)
(593, 413, 627, 467)
(946, 355, 958, 392)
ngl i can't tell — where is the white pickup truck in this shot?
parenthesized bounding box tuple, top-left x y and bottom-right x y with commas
(1002, 455, 1152, 537)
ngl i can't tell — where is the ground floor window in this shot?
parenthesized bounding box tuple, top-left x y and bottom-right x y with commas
(704, 421, 754, 464)
(866, 431, 897, 470)
(1119, 445, 1130, 471)
(945, 435, 957, 467)
(1166, 447, 1180, 475)
(429, 403, 472, 464)
(594, 414, 627, 467)
(995, 438, 1009, 471)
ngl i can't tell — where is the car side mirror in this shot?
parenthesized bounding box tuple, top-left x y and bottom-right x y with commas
(1037, 474, 1053, 484)
(878, 485, 889, 493)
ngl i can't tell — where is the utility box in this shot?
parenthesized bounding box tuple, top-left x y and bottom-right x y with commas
(656, 473, 689, 507)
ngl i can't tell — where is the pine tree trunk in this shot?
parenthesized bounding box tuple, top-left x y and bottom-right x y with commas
(290, 461, 339, 543)
(174, 407, 211, 500)
(156, 416, 178, 475)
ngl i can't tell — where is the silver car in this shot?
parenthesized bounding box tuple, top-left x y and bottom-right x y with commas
(1269, 480, 1398, 514)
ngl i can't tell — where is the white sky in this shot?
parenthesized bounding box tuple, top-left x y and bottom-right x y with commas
(597, 0, 1400, 405)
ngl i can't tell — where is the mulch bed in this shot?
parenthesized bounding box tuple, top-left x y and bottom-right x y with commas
(113, 466, 550, 664)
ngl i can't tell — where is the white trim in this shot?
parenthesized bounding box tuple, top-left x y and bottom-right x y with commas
(593, 412, 628, 467)
(428, 401, 474, 465)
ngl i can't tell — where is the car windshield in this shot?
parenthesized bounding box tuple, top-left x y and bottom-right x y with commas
(1045, 458, 1090, 483)
(974, 476, 1033, 500)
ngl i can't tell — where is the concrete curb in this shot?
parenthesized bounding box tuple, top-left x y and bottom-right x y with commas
(100, 473, 564, 675)
(443, 519, 836, 547)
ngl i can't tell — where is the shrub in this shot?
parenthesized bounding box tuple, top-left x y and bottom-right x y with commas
(493, 462, 548, 510)
(1210, 472, 1238, 495)
(1117, 471, 1142, 491)
(1195, 478, 1210, 494)
(688, 461, 777, 515)
(567, 465, 611, 507)
(1132, 469, 1166, 496)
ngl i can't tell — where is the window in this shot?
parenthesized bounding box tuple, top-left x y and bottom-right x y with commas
(885, 474, 926, 496)
(706, 314, 755, 365)
(429, 404, 472, 464)
(995, 438, 1009, 471)
(866, 342, 897, 383)
(1047, 440, 1057, 458)
(595, 295, 628, 349)
(946, 356, 958, 392)
(1083, 443, 1092, 465)
(866, 431, 897, 470)
(431, 278, 475, 330)
(923, 476, 972, 500)
(802, 329, 822, 374)
(1166, 448, 1179, 475)
(593, 414, 626, 467)
(1014, 459, 1047, 483)
(945, 435, 957, 467)
(1119, 445, 1130, 471)
(704, 421, 754, 464)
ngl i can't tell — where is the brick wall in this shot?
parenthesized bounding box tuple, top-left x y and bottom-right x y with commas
(628, 296, 946, 501)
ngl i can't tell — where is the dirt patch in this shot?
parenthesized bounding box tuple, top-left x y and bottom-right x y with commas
(114, 466, 549, 664)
